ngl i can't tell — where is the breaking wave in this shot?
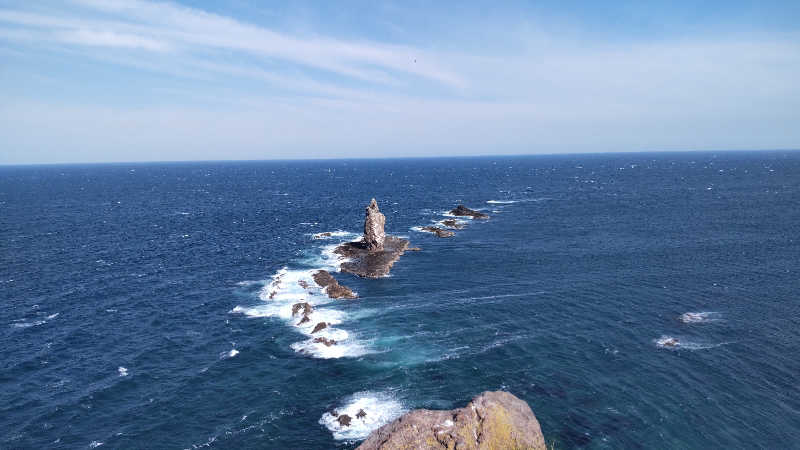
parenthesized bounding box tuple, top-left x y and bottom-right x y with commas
(319, 391, 406, 441)
(231, 235, 370, 359)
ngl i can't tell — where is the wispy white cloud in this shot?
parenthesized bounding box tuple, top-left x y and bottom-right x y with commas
(56, 29, 171, 51)
(0, 0, 465, 88)
(0, 0, 798, 163)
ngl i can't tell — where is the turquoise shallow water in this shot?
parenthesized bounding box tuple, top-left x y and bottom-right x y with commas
(2, 152, 800, 449)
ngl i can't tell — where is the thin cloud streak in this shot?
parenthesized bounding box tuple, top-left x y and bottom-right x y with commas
(0, 1, 465, 88)
(0, 1, 798, 163)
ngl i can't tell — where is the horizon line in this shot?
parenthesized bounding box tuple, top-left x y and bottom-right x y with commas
(2, 147, 799, 167)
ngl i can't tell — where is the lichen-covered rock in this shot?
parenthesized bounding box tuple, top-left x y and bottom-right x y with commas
(357, 391, 546, 450)
(364, 198, 386, 251)
(450, 205, 489, 219)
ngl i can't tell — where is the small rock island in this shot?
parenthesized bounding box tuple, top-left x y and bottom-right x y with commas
(449, 204, 489, 219)
(335, 199, 410, 278)
(357, 391, 546, 450)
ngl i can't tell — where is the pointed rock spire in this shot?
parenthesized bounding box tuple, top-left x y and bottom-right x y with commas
(364, 198, 386, 251)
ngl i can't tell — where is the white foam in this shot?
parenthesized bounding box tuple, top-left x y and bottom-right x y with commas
(118, 367, 128, 377)
(319, 391, 406, 440)
(46, 313, 59, 320)
(11, 319, 47, 328)
(220, 349, 239, 359)
(312, 230, 361, 240)
(654, 335, 727, 351)
(441, 211, 472, 219)
(438, 218, 467, 228)
(291, 336, 369, 359)
(679, 311, 721, 323)
(89, 441, 104, 448)
(486, 200, 517, 204)
(233, 265, 370, 359)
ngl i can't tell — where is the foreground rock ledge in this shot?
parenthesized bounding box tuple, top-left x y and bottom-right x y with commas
(335, 199, 410, 278)
(357, 391, 546, 450)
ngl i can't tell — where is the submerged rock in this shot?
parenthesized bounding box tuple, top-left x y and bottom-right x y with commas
(449, 205, 489, 219)
(421, 226, 455, 238)
(357, 391, 546, 450)
(314, 337, 336, 346)
(311, 322, 328, 334)
(312, 270, 357, 299)
(298, 280, 310, 289)
(657, 336, 680, 348)
(335, 199, 410, 278)
(364, 198, 387, 251)
(297, 315, 311, 325)
(440, 219, 464, 229)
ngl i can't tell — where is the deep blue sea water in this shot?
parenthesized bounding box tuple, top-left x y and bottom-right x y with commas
(2, 152, 800, 449)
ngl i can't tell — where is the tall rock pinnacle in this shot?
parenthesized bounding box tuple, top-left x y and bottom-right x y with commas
(364, 198, 386, 251)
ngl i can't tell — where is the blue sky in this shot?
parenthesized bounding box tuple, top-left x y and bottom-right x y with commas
(1, 0, 798, 164)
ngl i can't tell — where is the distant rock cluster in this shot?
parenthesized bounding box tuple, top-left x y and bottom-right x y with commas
(417, 204, 489, 238)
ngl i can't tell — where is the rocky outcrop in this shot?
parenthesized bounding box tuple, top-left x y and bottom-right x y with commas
(335, 199, 410, 278)
(357, 391, 546, 450)
(450, 205, 489, 219)
(313, 337, 336, 346)
(312, 270, 357, 299)
(338, 415, 352, 426)
(440, 219, 464, 229)
(421, 226, 455, 238)
(291, 302, 312, 317)
(364, 198, 387, 251)
(311, 322, 328, 334)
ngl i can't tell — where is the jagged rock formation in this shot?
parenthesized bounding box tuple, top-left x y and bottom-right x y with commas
(421, 226, 455, 238)
(291, 302, 312, 317)
(311, 322, 328, 334)
(450, 205, 489, 219)
(335, 199, 410, 278)
(312, 270, 357, 299)
(364, 198, 386, 251)
(357, 391, 546, 450)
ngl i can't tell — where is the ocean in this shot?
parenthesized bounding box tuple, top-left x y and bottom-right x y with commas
(2, 152, 799, 449)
